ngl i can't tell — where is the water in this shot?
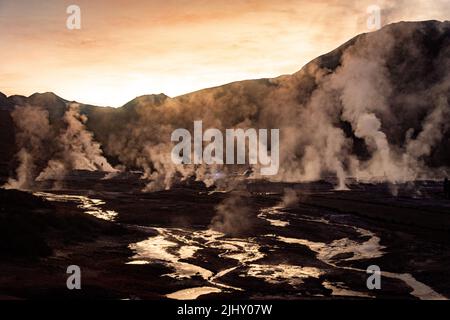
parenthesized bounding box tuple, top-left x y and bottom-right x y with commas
(127, 228, 212, 280)
(127, 228, 263, 297)
(258, 207, 290, 227)
(244, 264, 323, 287)
(33, 192, 118, 221)
(266, 209, 445, 300)
(34, 191, 447, 300)
(166, 287, 222, 300)
(128, 204, 446, 300)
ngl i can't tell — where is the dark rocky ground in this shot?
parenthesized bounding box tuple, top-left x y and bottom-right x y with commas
(0, 173, 449, 300)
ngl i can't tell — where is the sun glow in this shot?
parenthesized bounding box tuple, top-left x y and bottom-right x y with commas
(1, 0, 450, 106)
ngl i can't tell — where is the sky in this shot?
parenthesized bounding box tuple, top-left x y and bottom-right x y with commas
(0, 0, 449, 107)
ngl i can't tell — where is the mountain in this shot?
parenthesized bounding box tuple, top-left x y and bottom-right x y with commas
(0, 92, 16, 111)
(1, 20, 450, 185)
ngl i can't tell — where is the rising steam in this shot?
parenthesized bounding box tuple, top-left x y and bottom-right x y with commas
(96, 22, 450, 191)
(209, 191, 254, 236)
(4, 21, 450, 191)
(4, 103, 115, 190)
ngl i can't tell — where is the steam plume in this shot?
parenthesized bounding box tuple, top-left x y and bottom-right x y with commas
(4, 103, 115, 190)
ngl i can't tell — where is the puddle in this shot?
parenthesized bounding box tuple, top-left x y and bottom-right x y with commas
(33, 192, 118, 221)
(166, 286, 222, 300)
(127, 228, 211, 280)
(244, 264, 323, 287)
(258, 207, 290, 227)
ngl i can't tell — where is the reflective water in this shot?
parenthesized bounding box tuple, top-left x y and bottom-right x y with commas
(244, 264, 323, 287)
(127, 228, 211, 280)
(128, 204, 446, 300)
(33, 192, 118, 221)
(35, 191, 447, 300)
(258, 206, 290, 227)
(270, 216, 445, 300)
(166, 286, 222, 300)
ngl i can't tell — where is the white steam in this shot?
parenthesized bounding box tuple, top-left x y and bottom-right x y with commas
(4, 103, 115, 190)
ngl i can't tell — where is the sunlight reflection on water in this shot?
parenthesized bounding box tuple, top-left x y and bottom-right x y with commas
(33, 192, 118, 221)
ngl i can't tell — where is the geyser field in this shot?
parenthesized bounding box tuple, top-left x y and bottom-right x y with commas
(0, 174, 449, 299)
(1, 21, 450, 300)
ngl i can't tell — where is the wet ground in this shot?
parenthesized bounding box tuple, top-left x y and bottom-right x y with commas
(1, 172, 450, 300)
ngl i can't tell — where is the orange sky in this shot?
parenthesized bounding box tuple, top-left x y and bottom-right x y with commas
(0, 0, 449, 107)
